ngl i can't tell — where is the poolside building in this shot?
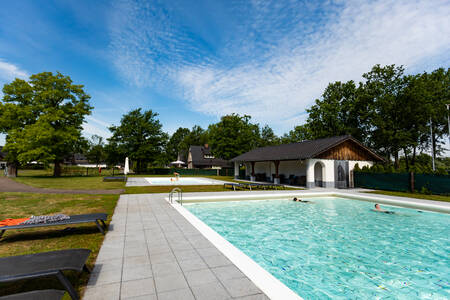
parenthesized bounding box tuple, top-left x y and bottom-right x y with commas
(231, 135, 384, 188)
(187, 144, 231, 169)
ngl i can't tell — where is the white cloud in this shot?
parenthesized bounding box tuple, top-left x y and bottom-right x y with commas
(109, 0, 450, 132)
(83, 116, 112, 139)
(177, 0, 450, 131)
(0, 59, 28, 81)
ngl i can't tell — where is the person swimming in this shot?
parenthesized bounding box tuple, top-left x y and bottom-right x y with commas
(372, 203, 394, 214)
(293, 197, 310, 203)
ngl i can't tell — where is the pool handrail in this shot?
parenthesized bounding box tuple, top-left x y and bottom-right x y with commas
(169, 188, 183, 205)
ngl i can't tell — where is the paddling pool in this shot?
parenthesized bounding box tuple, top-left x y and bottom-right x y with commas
(185, 197, 450, 299)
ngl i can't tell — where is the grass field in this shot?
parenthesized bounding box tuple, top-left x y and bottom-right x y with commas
(366, 190, 450, 203)
(12, 170, 125, 190)
(0, 192, 119, 299)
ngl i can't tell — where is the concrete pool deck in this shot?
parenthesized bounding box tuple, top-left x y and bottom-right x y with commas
(83, 193, 269, 300)
(126, 177, 231, 187)
(84, 189, 449, 299)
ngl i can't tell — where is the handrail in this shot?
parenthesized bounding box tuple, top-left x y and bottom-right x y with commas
(169, 188, 183, 205)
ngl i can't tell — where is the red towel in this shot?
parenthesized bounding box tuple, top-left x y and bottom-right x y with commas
(0, 218, 30, 227)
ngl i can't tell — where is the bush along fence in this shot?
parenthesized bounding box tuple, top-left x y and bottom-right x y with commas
(354, 171, 450, 195)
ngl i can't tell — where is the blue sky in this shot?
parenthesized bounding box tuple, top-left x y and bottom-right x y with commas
(0, 0, 449, 145)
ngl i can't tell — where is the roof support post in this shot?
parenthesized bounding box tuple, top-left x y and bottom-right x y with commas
(251, 161, 255, 177)
(273, 160, 280, 178)
(234, 161, 239, 179)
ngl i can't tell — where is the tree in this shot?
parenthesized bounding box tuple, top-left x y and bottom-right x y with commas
(0, 72, 92, 176)
(280, 124, 311, 144)
(259, 125, 280, 147)
(179, 125, 208, 153)
(85, 135, 105, 167)
(108, 109, 168, 173)
(166, 127, 190, 162)
(208, 114, 260, 160)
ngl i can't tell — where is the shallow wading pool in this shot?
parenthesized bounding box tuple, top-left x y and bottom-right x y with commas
(143, 176, 227, 185)
(185, 197, 450, 299)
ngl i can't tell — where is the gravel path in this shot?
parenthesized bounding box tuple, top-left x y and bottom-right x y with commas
(0, 177, 124, 194)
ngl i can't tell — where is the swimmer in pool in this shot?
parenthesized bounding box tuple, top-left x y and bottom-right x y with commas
(173, 172, 180, 181)
(293, 197, 311, 203)
(372, 203, 394, 214)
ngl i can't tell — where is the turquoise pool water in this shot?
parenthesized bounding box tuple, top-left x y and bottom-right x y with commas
(186, 197, 450, 299)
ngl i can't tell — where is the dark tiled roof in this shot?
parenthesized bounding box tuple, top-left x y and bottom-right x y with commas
(231, 135, 383, 162)
(189, 146, 231, 167)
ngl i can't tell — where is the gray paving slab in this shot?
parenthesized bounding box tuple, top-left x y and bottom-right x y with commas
(84, 193, 267, 299)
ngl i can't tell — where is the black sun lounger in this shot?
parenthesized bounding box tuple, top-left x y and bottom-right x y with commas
(0, 213, 108, 240)
(0, 289, 65, 300)
(0, 249, 91, 300)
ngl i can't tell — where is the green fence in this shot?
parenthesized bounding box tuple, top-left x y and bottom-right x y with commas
(354, 172, 450, 195)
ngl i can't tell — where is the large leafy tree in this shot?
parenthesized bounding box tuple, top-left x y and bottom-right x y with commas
(259, 125, 280, 147)
(85, 135, 105, 167)
(166, 127, 190, 162)
(280, 124, 311, 144)
(0, 72, 92, 176)
(179, 125, 208, 152)
(108, 109, 168, 173)
(208, 114, 260, 160)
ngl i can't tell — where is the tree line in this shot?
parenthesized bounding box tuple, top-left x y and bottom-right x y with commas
(1, 65, 448, 176)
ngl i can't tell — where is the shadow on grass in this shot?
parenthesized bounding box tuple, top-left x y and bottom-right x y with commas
(0, 225, 106, 244)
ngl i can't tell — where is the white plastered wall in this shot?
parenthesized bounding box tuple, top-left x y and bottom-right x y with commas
(306, 159, 335, 188)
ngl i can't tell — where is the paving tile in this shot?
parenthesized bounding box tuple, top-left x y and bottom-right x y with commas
(196, 247, 222, 258)
(121, 278, 156, 298)
(124, 246, 148, 258)
(203, 254, 233, 268)
(221, 278, 261, 298)
(83, 282, 120, 300)
(212, 265, 245, 282)
(234, 294, 270, 300)
(178, 257, 209, 272)
(174, 249, 201, 261)
(154, 273, 189, 293)
(191, 238, 214, 249)
(150, 251, 176, 264)
(87, 267, 122, 286)
(122, 264, 153, 281)
(185, 268, 218, 287)
(157, 288, 195, 300)
(122, 294, 157, 300)
(152, 261, 182, 277)
(123, 255, 150, 268)
(92, 258, 122, 274)
(191, 282, 231, 300)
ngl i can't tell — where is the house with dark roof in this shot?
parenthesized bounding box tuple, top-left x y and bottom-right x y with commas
(231, 135, 384, 188)
(188, 145, 231, 169)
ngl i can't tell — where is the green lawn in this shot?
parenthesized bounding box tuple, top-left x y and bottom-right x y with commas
(0, 192, 119, 299)
(366, 190, 450, 203)
(12, 169, 125, 190)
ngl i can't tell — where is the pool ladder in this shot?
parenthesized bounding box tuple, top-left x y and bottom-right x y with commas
(169, 188, 183, 205)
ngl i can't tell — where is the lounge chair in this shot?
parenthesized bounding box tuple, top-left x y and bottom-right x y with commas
(0, 290, 65, 300)
(0, 249, 91, 300)
(223, 183, 242, 191)
(0, 213, 108, 240)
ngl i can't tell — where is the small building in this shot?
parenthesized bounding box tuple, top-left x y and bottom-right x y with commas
(231, 135, 384, 188)
(188, 145, 231, 169)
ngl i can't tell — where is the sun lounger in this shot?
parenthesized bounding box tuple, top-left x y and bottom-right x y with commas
(0, 213, 108, 240)
(0, 249, 91, 300)
(223, 183, 242, 191)
(0, 290, 65, 300)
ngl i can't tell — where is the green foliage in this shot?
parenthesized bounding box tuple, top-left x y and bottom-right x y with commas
(293, 64, 449, 171)
(208, 114, 260, 160)
(85, 135, 105, 166)
(108, 109, 168, 173)
(259, 125, 280, 146)
(166, 127, 190, 162)
(0, 72, 92, 176)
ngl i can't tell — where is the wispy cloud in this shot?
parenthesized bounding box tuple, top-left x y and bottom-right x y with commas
(83, 116, 112, 139)
(0, 59, 28, 82)
(109, 0, 450, 131)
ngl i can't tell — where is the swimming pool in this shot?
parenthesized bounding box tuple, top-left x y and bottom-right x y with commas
(126, 176, 228, 186)
(185, 197, 450, 299)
